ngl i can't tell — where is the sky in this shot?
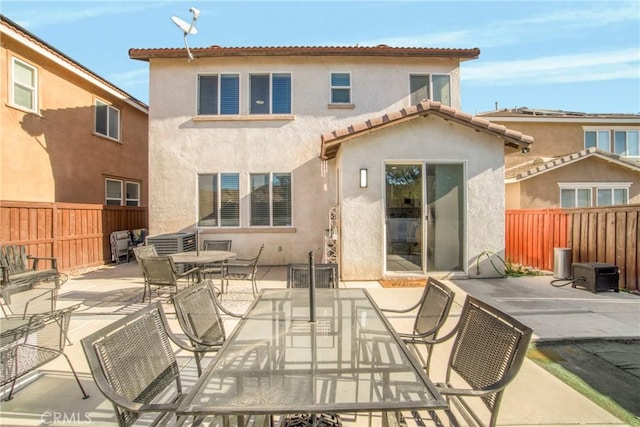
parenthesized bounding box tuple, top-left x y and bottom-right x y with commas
(2, 0, 639, 115)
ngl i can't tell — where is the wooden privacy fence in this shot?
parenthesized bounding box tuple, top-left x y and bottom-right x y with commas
(506, 205, 639, 291)
(0, 201, 147, 272)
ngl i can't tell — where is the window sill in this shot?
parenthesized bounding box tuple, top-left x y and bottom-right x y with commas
(193, 114, 295, 122)
(198, 227, 296, 234)
(328, 103, 355, 110)
(6, 103, 42, 117)
(93, 132, 121, 143)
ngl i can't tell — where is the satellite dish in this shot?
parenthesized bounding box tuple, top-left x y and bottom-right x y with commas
(171, 16, 198, 35)
(171, 7, 200, 61)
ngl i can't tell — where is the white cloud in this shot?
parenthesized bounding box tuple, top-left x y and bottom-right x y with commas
(11, 2, 170, 29)
(109, 68, 149, 87)
(463, 48, 640, 85)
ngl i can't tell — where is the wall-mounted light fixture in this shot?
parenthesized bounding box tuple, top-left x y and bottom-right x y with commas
(359, 168, 368, 188)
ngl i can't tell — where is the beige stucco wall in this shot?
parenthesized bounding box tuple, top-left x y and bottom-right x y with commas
(1, 34, 148, 205)
(516, 157, 640, 209)
(147, 55, 463, 265)
(337, 116, 506, 280)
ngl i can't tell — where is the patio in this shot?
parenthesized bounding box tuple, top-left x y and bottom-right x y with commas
(1, 262, 636, 426)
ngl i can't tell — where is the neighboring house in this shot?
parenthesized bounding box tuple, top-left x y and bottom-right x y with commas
(1, 14, 148, 208)
(478, 107, 640, 209)
(129, 44, 532, 280)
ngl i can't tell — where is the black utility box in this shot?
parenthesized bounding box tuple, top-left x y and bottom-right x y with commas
(571, 262, 619, 293)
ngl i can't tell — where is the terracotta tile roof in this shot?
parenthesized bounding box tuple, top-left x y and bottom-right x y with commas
(320, 100, 534, 160)
(505, 148, 640, 182)
(129, 45, 480, 61)
(1, 15, 147, 111)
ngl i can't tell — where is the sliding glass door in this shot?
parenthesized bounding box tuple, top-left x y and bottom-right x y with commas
(385, 163, 464, 273)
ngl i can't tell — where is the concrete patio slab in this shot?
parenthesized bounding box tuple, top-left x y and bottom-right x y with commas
(1, 264, 636, 426)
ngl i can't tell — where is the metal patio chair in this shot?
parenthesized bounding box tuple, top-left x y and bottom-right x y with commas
(1, 305, 89, 401)
(286, 263, 339, 289)
(222, 244, 264, 297)
(200, 240, 232, 283)
(171, 280, 229, 376)
(81, 302, 205, 427)
(383, 295, 533, 427)
(381, 277, 455, 374)
(138, 256, 199, 303)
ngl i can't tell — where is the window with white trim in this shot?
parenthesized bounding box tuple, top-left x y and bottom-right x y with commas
(198, 74, 240, 115)
(249, 73, 291, 114)
(250, 173, 292, 226)
(613, 130, 639, 157)
(584, 129, 639, 157)
(409, 74, 451, 106)
(559, 183, 630, 208)
(95, 99, 120, 140)
(125, 181, 140, 206)
(198, 173, 240, 227)
(105, 179, 123, 205)
(105, 179, 140, 206)
(12, 57, 37, 112)
(330, 72, 351, 104)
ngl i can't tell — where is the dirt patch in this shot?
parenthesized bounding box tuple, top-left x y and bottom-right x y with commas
(378, 279, 426, 288)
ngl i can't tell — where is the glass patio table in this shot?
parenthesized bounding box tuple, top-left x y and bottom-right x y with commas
(170, 250, 236, 265)
(176, 288, 447, 418)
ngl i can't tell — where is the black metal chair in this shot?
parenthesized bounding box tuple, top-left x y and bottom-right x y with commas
(172, 281, 228, 376)
(222, 244, 264, 297)
(81, 302, 200, 427)
(286, 263, 339, 288)
(383, 296, 533, 427)
(1, 305, 89, 401)
(200, 240, 232, 283)
(381, 277, 455, 374)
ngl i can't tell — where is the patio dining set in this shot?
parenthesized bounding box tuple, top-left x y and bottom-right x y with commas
(0, 242, 533, 427)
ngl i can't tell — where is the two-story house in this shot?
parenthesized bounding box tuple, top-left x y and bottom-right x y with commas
(1, 15, 149, 269)
(129, 44, 532, 280)
(479, 107, 640, 209)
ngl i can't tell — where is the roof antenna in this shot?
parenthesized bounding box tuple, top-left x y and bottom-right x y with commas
(171, 7, 200, 61)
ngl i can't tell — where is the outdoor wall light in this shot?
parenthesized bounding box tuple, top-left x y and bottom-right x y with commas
(359, 168, 368, 188)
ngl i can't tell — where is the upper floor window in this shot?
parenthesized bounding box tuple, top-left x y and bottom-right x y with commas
(409, 74, 451, 106)
(330, 72, 351, 104)
(95, 100, 120, 141)
(198, 173, 240, 227)
(250, 73, 291, 114)
(250, 172, 292, 227)
(614, 130, 639, 157)
(12, 57, 37, 112)
(106, 179, 140, 206)
(198, 74, 240, 115)
(585, 129, 639, 157)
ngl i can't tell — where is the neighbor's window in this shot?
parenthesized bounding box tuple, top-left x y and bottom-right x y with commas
(250, 172, 292, 226)
(12, 57, 37, 112)
(198, 173, 240, 227)
(560, 184, 630, 208)
(95, 99, 120, 140)
(597, 188, 628, 206)
(125, 181, 140, 206)
(409, 74, 451, 106)
(330, 72, 351, 104)
(105, 179, 123, 205)
(249, 73, 291, 114)
(560, 188, 591, 208)
(198, 74, 240, 115)
(584, 130, 611, 151)
(106, 179, 140, 206)
(613, 130, 640, 157)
